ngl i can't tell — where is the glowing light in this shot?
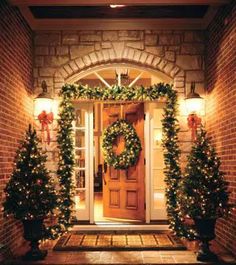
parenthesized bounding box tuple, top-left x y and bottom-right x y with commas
(185, 97, 204, 115)
(154, 129, 162, 147)
(75, 195, 80, 209)
(34, 98, 53, 117)
(154, 192, 165, 199)
(110, 4, 125, 8)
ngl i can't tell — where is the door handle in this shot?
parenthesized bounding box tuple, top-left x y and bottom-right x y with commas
(103, 175, 107, 185)
(103, 163, 107, 185)
(103, 162, 107, 173)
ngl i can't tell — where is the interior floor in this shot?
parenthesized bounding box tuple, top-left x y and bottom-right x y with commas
(94, 192, 142, 223)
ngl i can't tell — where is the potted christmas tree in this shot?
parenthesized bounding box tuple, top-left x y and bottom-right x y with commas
(3, 125, 57, 260)
(179, 127, 231, 262)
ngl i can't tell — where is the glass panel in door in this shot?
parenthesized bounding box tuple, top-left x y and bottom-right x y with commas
(150, 103, 167, 220)
(73, 103, 93, 221)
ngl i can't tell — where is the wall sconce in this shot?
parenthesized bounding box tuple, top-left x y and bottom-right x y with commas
(185, 82, 204, 141)
(34, 81, 54, 144)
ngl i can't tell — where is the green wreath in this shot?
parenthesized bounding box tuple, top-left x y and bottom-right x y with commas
(102, 119, 142, 170)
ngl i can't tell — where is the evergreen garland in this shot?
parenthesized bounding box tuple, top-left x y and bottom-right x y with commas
(57, 94, 75, 226)
(60, 83, 169, 101)
(56, 83, 193, 239)
(50, 90, 76, 238)
(162, 89, 195, 239)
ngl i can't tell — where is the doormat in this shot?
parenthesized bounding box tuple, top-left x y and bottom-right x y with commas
(54, 231, 186, 251)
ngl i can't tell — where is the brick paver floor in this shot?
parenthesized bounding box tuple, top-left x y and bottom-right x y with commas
(3, 239, 236, 264)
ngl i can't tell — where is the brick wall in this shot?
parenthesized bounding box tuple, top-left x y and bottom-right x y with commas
(0, 0, 33, 256)
(206, 1, 236, 255)
(0, 0, 235, 257)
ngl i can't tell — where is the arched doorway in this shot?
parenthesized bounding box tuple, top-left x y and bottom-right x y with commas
(70, 64, 172, 224)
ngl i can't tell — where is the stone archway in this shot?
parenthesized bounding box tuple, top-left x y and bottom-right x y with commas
(65, 62, 173, 84)
(42, 47, 189, 178)
(53, 47, 185, 96)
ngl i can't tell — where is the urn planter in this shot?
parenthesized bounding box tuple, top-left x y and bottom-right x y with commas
(22, 219, 47, 260)
(194, 218, 218, 262)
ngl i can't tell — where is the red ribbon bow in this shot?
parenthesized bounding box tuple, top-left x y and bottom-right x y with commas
(38, 111, 54, 144)
(187, 114, 202, 141)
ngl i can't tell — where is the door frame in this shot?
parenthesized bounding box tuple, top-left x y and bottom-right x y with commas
(69, 64, 172, 224)
(144, 103, 151, 223)
(75, 101, 167, 223)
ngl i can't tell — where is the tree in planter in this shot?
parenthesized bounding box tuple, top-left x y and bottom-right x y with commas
(3, 125, 57, 260)
(179, 127, 231, 261)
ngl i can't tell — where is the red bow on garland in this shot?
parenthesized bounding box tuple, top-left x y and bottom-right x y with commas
(187, 114, 202, 141)
(38, 111, 54, 144)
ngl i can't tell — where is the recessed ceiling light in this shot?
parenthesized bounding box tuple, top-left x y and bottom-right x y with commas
(110, 5, 126, 8)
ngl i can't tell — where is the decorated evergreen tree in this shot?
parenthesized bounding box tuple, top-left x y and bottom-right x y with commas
(179, 127, 232, 261)
(3, 125, 57, 221)
(179, 127, 230, 219)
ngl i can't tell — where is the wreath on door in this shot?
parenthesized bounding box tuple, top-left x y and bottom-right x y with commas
(102, 119, 142, 170)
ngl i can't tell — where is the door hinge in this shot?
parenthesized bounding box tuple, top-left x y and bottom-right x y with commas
(144, 158, 146, 165)
(144, 114, 146, 120)
(144, 203, 146, 210)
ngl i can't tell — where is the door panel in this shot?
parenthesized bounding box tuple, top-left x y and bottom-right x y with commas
(109, 190, 120, 208)
(103, 103, 145, 221)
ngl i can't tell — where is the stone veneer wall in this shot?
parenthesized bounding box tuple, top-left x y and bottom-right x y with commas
(34, 30, 205, 95)
(206, 1, 236, 256)
(0, 0, 33, 259)
(33, 29, 205, 173)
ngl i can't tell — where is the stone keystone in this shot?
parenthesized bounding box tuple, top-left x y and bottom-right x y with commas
(112, 42, 125, 59)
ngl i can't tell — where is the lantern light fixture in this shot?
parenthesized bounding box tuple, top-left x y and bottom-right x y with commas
(185, 82, 204, 141)
(185, 82, 204, 115)
(34, 81, 53, 117)
(34, 81, 54, 144)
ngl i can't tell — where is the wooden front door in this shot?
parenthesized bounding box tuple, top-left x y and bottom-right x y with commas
(102, 103, 145, 221)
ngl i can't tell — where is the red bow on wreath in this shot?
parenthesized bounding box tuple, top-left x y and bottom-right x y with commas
(187, 114, 202, 141)
(38, 111, 54, 144)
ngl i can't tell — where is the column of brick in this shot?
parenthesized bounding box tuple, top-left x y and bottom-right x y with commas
(206, 1, 236, 256)
(0, 0, 33, 256)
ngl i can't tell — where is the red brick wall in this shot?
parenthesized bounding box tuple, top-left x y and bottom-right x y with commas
(0, 0, 33, 256)
(206, 1, 236, 256)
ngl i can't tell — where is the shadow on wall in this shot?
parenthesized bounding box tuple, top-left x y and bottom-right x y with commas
(206, 2, 235, 92)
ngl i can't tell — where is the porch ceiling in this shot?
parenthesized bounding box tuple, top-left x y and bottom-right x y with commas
(9, 0, 230, 30)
